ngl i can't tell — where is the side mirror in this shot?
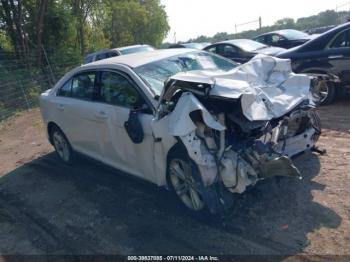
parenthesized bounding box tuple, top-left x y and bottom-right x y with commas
(133, 103, 150, 113)
(124, 109, 144, 144)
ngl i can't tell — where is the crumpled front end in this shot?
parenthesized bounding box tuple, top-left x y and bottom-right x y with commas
(157, 55, 321, 211)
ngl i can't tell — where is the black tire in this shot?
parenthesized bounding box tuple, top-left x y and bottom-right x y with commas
(166, 144, 223, 214)
(50, 126, 75, 164)
(317, 80, 336, 105)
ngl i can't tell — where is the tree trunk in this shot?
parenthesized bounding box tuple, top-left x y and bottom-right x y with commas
(79, 23, 85, 55)
(36, 0, 49, 66)
(0, 0, 28, 58)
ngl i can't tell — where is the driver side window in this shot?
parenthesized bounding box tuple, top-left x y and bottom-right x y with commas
(271, 34, 283, 44)
(216, 44, 238, 57)
(222, 44, 238, 56)
(99, 71, 143, 108)
(330, 29, 350, 48)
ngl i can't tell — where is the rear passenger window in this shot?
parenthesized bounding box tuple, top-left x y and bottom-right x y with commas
(57, 79, 72, 97)
(96, 53, 107, 61)
(84, 56, 94, 64)
(71, 72, 96, 100)
(107, 52, 119, 58)
(99, 71, 142, 108)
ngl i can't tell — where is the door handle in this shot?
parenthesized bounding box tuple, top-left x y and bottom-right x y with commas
(57, 104, 64, 111)
(328, 55, 343, 59)
(95, 110, 107, 119)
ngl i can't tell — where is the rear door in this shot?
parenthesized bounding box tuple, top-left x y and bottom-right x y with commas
(95, 70, 156, 182)
(55, 71, 106, 159)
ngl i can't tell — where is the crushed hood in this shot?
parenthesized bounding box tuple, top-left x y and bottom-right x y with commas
(166, 54, 312, 121)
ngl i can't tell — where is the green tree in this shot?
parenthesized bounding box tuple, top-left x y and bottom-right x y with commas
(275, 18, 295, 28)
(105, 0, 169, 48)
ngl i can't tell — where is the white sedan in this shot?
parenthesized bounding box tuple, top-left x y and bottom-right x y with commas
(40, 49, 321, 213)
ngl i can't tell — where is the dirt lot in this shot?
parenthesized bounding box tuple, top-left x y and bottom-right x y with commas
(0, 100, 350, 259)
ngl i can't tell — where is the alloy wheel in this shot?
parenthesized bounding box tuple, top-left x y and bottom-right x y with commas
(169, 159, 205, 211)
(53, 131, 70, 162)
(316, 80, 329, 103)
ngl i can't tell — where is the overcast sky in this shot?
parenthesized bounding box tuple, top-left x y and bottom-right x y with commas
(161, 0, 348, 42)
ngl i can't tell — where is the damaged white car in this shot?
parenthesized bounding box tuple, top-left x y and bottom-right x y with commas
(40, 49, 321, 213)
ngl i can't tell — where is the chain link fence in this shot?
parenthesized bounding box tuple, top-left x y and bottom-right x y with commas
(0, 51, 80, 122)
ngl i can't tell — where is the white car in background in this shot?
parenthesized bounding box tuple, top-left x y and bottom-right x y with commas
(40, 49, 321, 213)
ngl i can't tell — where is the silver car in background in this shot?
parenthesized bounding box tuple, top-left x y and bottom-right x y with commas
(84, 44, 155, 64)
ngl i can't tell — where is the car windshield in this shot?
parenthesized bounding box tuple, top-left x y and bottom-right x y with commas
(134, 51, 237, 96)
(119, 46, 154, 55)
(278, 29, 309, 40)
(231, 39, 267, 52)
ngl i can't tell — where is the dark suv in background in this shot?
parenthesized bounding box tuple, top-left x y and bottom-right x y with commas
(278, 22, 350, 104)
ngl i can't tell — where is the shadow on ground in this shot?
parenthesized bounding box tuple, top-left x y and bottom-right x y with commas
(0, 151, 341, 257)
(318, 96, 350, 133)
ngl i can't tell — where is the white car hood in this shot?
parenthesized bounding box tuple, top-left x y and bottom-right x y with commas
(168, 54, 311, 121)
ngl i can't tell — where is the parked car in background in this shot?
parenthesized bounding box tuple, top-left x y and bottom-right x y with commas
(304, 25, 336, 35)
(84, 44, 155, 64)
(40, 49, 320, 214)
(204, 39, 285, 63)
(278, 22, 350, 104)
(168, 42, 211, 49)
(253, 29, 315, 49)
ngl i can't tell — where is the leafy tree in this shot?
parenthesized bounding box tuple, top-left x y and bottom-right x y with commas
(104, 0, 169, 48)
(275, 18, 295, 27)
(188, 9, 349, 44)
(0, 0, 169, 62)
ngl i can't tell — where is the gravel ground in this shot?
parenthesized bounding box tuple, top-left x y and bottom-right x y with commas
(0, 100, 349, 260)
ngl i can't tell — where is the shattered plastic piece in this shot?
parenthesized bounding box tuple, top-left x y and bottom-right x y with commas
(179, 131, 217, 186)
(220, 151, 258, 194)
(168, 93, 225, 136)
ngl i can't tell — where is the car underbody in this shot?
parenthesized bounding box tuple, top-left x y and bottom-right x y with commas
(152, 55, 321, 213)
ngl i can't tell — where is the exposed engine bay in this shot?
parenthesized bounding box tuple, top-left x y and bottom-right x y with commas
(155, 55, 321, 211)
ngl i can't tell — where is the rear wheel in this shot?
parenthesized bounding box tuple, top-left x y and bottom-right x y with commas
(316, 80, 336, 105)
(51, 126, 74, 164)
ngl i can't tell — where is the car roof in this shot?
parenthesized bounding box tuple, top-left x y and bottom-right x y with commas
(82, 48, 196, 68)
(85, 44, 152, 58)
(254, 29, 305, 38)
(115, 44, 152, 51)
(85, 49, 118, 57)
(214, 39, 257, 45)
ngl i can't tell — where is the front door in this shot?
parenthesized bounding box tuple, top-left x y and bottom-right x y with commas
(95, 70, 156, 183)
(327, 28, 350, 87)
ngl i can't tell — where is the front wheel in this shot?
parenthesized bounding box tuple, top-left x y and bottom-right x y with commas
(51, 126, 74, 164)
(166, 145, 224, 214)
(168, 157, 205, 211)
